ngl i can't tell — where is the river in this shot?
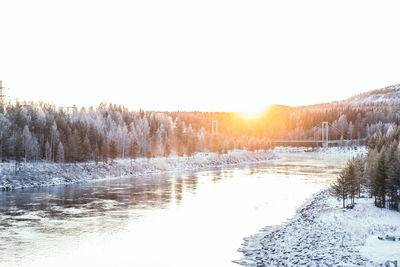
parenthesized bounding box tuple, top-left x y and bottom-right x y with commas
(0, 151, 352, 267)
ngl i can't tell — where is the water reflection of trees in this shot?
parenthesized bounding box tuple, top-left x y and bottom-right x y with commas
(212, 170, 222, 183)
(0, 172, 202, 234)
(184, 174, 198, 193)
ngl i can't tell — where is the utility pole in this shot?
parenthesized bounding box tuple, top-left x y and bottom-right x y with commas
(212, 120, 218, 135)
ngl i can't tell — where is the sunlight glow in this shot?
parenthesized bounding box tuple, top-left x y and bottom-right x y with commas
(238, 108, 265, 120)
(238, 106, 270, 120)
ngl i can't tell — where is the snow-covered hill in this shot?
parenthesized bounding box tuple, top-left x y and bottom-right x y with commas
(339, 84, 400, 107)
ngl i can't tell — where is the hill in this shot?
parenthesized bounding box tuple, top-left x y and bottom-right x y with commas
(338, 84, 400, 107)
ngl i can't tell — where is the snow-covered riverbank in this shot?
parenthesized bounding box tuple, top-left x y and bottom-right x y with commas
(0, 150, 276, 190)
(237, 190, 400, 266)
(0, 146, 367, 191)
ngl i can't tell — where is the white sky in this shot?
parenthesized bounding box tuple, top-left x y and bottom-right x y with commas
(1, 0, 400, 113)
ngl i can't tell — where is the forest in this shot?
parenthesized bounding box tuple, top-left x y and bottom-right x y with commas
(0, 102, 273, 163)
(0, 97, 400, 163)
(331, 125, 400, 210)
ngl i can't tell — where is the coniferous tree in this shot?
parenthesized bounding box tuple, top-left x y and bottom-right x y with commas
(386, 141, 400, 210)
(82, 135, 91, 161)
(346, 161, 358, 205)
(165, 141, 171, 157)
(129, 140, 139, 165)
(352, 155, 365, 197)
(129, 140, 139, 159)
(56, 142, 65, 163)
(14, 133, 24, 163)
(101, 140, 109, 163)
(69, 130, 81, 162)
(331, 169, 348, 208)
(187, 135, 198, 157)
(94, 147, 100, 163)
(109, 140, 118, 161)
(372, 153, 388, 208)
(45, 140, 51, 161)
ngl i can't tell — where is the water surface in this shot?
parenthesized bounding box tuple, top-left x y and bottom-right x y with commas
(0, 152, 348, 267)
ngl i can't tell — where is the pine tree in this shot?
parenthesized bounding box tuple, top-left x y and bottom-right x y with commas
(187, 135, 198, 157)
(129, 140, 139, 165)
(14, 133, 24, 163)
(165, 141, 171, 157)
(367, 130, 382, 150)
(22, 125, 31, 160)
(45, 140, 51, 161)
(385, 141, 400, 210)
(0, 114, 11, 162)
(82, 135, 91, 161)
(101, 140, 109, 163)
(94, 146, 100, 163)
(50, 122, 59, 161)
(352, 156, 365, 197)
(109, 140, 118, 161)
(346, 161, 357, 205)
(150, 134, 158, 158)
(70, 130, 81, 162)
(331, 169, 348, 208)
(373, 153, 388, 208)
(56, 142, 65, 163)
(131, 140, 139, 158)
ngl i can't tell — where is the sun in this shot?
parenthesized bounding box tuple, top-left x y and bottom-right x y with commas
(238, 106, 266, 120)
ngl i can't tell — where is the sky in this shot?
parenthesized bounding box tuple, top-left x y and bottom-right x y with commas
(1, 0, 400, 114)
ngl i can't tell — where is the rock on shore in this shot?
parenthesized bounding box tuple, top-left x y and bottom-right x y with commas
(237, 190, 400, 266)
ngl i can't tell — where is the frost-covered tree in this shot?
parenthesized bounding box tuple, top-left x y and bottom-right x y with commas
(3, 90, 400, 164)
(109, 140, 118, 161)
(331, 169, 349, 208)
(371, 153, 388, 208)
(45, 141, 51, 161)
(0, 114, 11, 161)
(56, 142, 65, 163)
(129, 140, 139, 161)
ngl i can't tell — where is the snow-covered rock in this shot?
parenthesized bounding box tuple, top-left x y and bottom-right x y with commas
(237, 190, 400, 266)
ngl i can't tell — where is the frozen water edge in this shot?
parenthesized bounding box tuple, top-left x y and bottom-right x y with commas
(236, 189, 400, 266)
(0, 150, 276, 191)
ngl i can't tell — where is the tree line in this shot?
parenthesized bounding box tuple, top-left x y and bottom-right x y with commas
(0, 102, 274, 163)
(2, 95, 400, 164)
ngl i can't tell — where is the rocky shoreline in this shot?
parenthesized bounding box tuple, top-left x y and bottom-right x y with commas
(237, 190, 379, 266)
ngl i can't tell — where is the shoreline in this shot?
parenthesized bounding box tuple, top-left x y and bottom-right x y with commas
(237, 189, 400, 266)
(0, 150, 276, 191)
(0, 146, 366, 191)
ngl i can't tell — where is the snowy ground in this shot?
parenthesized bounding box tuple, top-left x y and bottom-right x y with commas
(0, 147, 367, 191)
(273, 146, 367, 158)
(0, 150, 276, 190)
(237, 190, 400, 266)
